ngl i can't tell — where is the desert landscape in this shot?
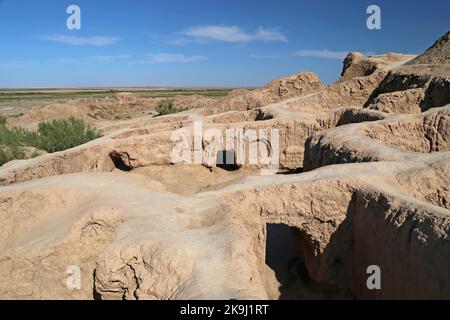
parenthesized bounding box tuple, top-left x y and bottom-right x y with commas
(0, 30, 449, 300)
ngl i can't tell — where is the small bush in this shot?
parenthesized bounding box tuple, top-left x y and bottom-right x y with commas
(0, 122, 29, 166)
(0, 117, 100, 166)
(32, 117, 100, 153)
(0, 145, 24, 167)
(0, 114, 6, 126)
(155, 99, 181, 116)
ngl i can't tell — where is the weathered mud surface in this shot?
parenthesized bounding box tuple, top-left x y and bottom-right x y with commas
(0, 32, 449, 300)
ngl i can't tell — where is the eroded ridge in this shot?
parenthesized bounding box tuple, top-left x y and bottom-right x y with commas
(0, 31, 449, 300)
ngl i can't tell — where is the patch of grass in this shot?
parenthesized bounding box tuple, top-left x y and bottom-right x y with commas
(155, 99, 183, 116)
(0, 116, 100, 166)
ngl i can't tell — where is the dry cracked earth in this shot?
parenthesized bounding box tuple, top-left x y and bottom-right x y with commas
(0, 31, 449, 300)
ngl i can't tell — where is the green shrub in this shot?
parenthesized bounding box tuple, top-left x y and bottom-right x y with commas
(32, 117, 100, 153)
(0, 114, 7, 127)
(0, 146, 24, 167)
(0, 124, 28, 166)
(155, 99, 181, 116)
(0, 117, 100, 166)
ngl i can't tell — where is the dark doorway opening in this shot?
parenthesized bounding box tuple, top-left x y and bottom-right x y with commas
(109, 151, 132, 172)
(216, 150, 239, 171)
(265, 223, 353, 299)
(255, 110, 274, 121)
(265, 224, 306, 287)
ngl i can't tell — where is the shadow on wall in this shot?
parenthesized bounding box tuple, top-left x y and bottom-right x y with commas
(265, 222, 355, 300)
(265, 224, 303, 286)
(274, 190, 450, 300)
(420, 79, 450, 112)
(109, 151, 132, 172)
(216, 150, 240, 171)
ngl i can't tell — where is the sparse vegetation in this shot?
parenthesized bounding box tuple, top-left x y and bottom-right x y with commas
(0, 116, 100, 166)
(0, 116, 30, 165)
(0, 88, 233, 102)
(32, 117, 101, 153)
(155, 99, 182, 116)
(0, 129, 25, 167)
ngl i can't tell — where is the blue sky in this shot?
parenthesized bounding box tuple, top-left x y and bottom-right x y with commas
(0, 0, 449, 88)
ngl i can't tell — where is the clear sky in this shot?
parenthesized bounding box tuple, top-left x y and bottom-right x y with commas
(0, 0, 449, 88)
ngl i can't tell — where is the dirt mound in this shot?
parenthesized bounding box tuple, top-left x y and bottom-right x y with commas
(406, 30, 450, 65)
(7, 103, 98, 130)
(212, 72, 325, 113)
(364, 65, 450, 113)
(304, 105, 450, 170)
(283, 71, 387, 112)
(340, 52, 415, 81)
(265, 71, 325, 98)
(275, 52, 416, 113)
